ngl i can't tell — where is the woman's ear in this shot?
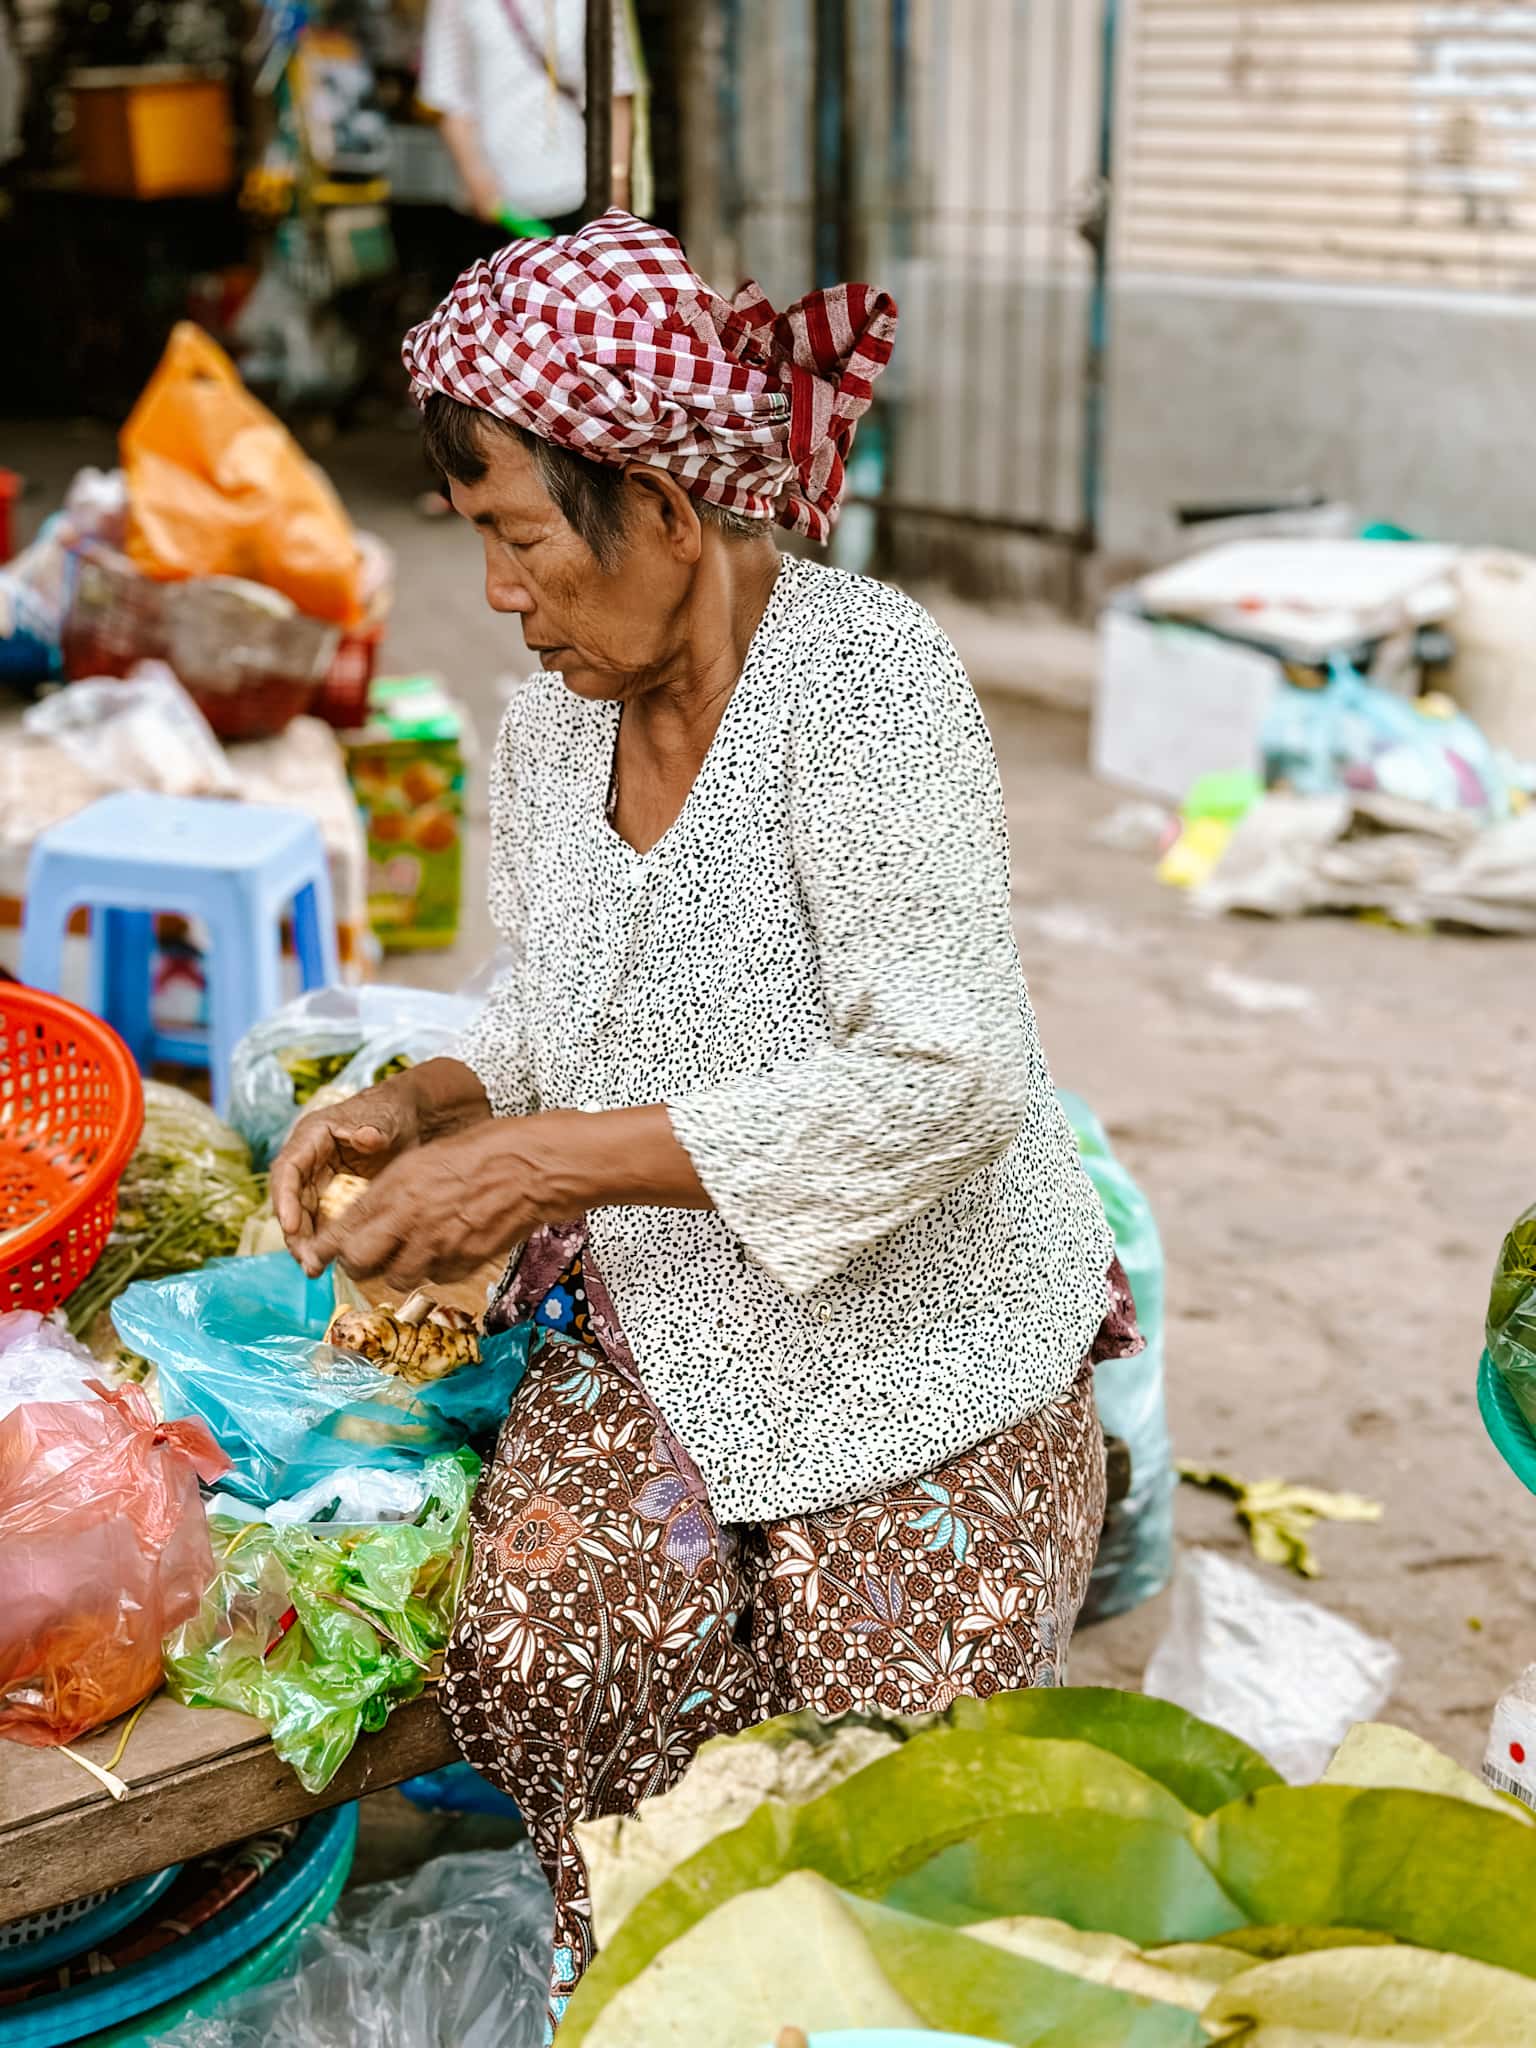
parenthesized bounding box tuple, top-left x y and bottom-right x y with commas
(622, 465, 704, 564)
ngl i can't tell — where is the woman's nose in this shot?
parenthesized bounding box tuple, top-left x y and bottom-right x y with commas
(485, 562, 534, 616)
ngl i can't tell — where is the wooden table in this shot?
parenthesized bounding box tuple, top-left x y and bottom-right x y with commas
(0, 1691, 457, 1923)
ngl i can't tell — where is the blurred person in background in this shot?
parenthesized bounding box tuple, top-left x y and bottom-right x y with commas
(422, 0, 636, 233)
(413, 0, 638, 515)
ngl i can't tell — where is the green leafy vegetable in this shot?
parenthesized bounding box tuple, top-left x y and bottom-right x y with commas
(1194, 1785, 1536, 1980)
(1323, 1723, 1531, 1823)
(1200, 1944, 1536, 2044)
(64, 1082, 263, 1345)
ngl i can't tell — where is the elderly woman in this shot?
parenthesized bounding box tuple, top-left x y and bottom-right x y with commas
(273, 213, 1136, 2026)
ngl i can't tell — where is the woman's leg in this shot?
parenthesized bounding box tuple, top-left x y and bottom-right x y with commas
(441, 1331, 770, 2035)
(755, 1364, 1110, 1717)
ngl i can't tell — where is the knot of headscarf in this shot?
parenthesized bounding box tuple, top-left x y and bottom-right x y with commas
(402, 210, 898, 543)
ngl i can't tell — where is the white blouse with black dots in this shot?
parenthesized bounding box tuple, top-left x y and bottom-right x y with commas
(459, 552, 1115, 1524)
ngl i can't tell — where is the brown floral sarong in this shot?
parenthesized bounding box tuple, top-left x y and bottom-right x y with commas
(440, 1239, 1140, 2036)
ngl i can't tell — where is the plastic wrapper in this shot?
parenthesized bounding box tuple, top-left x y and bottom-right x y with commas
(1144, 1548, 1400, 1784)
(65, 1082, 264, 1350)
(1058, 1090, 1174, 1624)
(0, 1310, 97, 1420)
(149, 1843, 552, 2047)
(164, 1450, 478, 1793)
(230, 985, 476, 1168)
(22, 663, 236, 798)
(0, 1382, 228, 1746)
(111, 1254, 529, 1505)
(121, 323, 364, 626)
(1488, 1202, 1536, 1439)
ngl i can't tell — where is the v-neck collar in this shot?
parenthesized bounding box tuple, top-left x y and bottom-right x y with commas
(594, 553, 799, 867)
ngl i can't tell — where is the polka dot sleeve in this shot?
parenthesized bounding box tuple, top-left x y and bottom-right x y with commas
(666, 604, 1035, 1296)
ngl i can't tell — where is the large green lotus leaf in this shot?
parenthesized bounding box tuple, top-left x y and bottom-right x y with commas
(562, 1731, 1199, 2045)
(883, 1809, 1246, 1947)
(948, 1687, 1281, 1815)
(1195, 1785, 1536, 1979)
(576, 1720, 902, 1945)
(1322, 1723, 1530, 1824)
(1199, 1944, 1536, 2044)
(965, 1913, 1233, 2010)
(581, 1873, 924, 2048)
(585, 1873, 1210, 2048)
(847, 1893, 1210, 2047)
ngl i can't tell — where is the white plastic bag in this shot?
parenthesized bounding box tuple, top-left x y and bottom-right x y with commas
(149, 1844, 552, 2047)
(1143, 1548, 1401, 1784)
(23, 663, 236, 799)
(229, 985, 476, 1167)
(0, 1310, 97, 1421)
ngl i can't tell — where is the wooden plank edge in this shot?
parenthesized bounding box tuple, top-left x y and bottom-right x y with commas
(0, 1695, 457, 1922)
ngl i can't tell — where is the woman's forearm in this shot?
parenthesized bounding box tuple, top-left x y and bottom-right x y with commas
(440, 110, 500, 219)
(508, 1103, 711, 1220)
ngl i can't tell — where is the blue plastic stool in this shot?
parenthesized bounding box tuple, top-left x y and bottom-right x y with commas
(20, 793, 337, 1115)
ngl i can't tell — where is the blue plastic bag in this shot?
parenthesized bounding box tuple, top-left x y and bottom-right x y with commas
(1263, 658, 1508, 820)
(400, 1763, 523, 1821)
(113, 1254, 528, 1507)
(1058, 1091, 1174, 1624)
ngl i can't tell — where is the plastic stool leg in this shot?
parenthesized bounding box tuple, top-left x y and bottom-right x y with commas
(206, 921, 284, 1120)
(100, 909, 155, 1072)
(291, 881, 336, 992)
(17, 873, 72, 994)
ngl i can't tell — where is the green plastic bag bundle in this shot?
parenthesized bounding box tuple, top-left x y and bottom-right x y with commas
(1058, 1090, 1174, 1623)
(163, 1450, 478, 1792)
(1488, 1203, 1536, 1437)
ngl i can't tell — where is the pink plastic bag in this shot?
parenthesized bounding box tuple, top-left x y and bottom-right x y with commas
(0, 1382, 229, 1747)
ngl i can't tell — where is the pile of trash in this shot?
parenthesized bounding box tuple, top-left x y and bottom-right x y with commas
(1094, 531, 1536, 930)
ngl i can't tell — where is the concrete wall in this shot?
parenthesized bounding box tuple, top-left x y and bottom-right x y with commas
(1101, 274, 1536, 565)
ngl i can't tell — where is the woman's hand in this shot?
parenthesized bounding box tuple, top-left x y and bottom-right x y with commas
(272, 1057, 493, 1270)
(301, 1119, 545, 1291)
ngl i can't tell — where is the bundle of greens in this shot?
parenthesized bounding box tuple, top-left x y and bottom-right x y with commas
(65, 1083, 264, 1352)
(1488, 1202, 1536, 1435)
(164, 1449, 478, 1792)
(563, 1690, 1536, 2046)
(280, 1049, 413, 1111)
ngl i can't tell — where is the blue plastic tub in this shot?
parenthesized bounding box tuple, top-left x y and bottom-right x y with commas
(0, 1805, 356, 2048)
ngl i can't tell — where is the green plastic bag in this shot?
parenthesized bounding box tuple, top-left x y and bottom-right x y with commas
(163, 1450, 478, 1793)
(1488, 1204, 1536, 1439)
(1058, 1091, 1173, 1623)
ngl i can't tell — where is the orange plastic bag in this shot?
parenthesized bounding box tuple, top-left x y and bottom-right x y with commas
(0, 1381, 229, 1747)
(121, 323, 365, 626)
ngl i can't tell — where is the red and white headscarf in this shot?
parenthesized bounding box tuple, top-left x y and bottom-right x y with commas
(402, 210, 897, 543)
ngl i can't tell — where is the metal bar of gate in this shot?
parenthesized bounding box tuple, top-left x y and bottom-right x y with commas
(585, 0, 614, 220)
(1079, 0, 1119, 556)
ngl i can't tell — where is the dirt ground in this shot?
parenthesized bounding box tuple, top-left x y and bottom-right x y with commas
(11, 417, 1534, 1775)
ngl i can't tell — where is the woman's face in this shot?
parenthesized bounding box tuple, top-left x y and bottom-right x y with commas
(448, 430, 696, 702)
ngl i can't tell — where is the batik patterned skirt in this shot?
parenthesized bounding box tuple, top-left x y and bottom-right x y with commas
(440, 1224, 1140, 2037)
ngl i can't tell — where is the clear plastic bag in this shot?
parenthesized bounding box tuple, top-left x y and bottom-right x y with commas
(164, 1450, 477, 1793)
(148, 1843, 552, 2047)
(0, 1310, 97, 1420)
(22, 662, 236, 798)
(111, 1254, 527, 1506)
(1058, 1091, 1174, 1624)
(0, 1383, 228, 1746)
(229, 985, 476, 1168)
(1143, 1549, 1401, 1783)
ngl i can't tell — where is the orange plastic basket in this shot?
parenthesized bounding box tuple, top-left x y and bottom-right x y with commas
(0, 986, 144, 1316)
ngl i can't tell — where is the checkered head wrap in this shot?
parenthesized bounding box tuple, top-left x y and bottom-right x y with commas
(402, 210, 897, 543)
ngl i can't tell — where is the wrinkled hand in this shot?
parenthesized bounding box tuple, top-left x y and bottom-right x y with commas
(272, 1082, 423, 1271)
(303, 1122, 547, 1294)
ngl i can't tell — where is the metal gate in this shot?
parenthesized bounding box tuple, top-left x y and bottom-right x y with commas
(687, 0, 1117, 575)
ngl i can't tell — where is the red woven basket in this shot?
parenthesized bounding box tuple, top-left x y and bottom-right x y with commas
(0, 987, 144, 1316)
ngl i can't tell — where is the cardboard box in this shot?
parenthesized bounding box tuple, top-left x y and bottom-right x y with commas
(344, 676, 465, 952)
(1093, 602, 1282, 804)
(70, 67, 234, 199)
